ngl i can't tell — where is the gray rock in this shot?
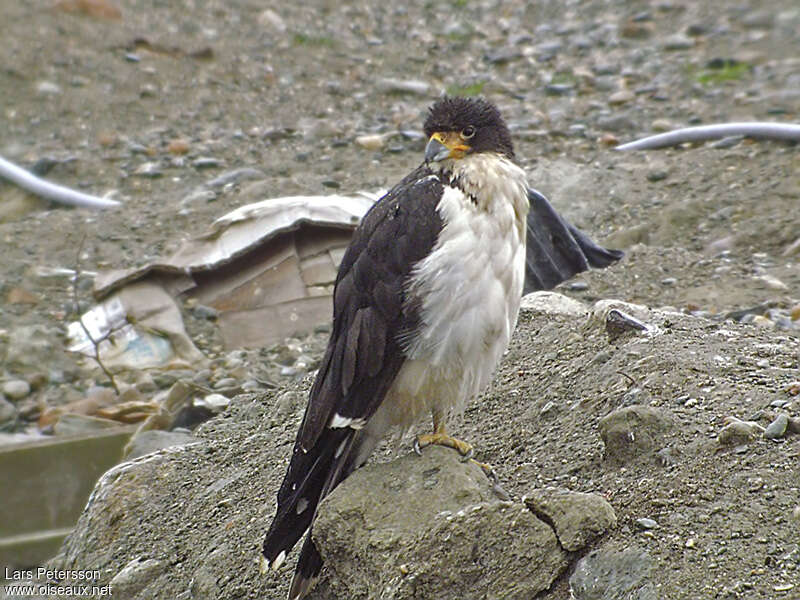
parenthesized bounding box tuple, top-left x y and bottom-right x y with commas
(0, 396, 17, 428)
(378, 78, 430, 96)
(662, 33, 694, 50)
(193, 157, 222, 169)
(635, 517, 659, 530)
(524, 487, 617, 551)
(599, 406, 674, 465)
(520, 291, 588, 318)
(314, 446, 568, 600)
(763, 413, 789, 440)
(110, 557, 166, 596)
(2, 379, 30, 400)
(124, 430, 197, 459)
(718, 418, 764, 445)
(570, 545, 657, 600)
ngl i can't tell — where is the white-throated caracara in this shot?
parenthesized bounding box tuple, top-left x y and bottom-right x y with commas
(262, 96, 621, 599)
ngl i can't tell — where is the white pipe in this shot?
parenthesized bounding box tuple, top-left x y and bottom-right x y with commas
(0, 155, 120, 209)
(616, 122, 800, 151)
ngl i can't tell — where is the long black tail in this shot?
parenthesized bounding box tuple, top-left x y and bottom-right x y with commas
(263, 426, 360, 598)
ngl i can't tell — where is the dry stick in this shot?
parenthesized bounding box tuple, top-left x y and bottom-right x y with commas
(615, 122, 800, 151)
(0, 154, 120, 209)
(72, 235, 120, 394)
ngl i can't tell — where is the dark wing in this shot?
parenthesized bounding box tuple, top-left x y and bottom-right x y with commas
(524, 187, 622, 294)
(263, 165, 444, 575)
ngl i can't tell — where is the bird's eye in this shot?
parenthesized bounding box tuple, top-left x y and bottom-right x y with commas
(461, 126, 476, 139)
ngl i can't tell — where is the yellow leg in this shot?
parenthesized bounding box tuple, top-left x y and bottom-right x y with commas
(413, 411, 474, 460)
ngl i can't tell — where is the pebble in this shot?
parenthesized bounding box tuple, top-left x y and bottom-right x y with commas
(133, 162, 163, 178)
(755, 275, 789, 291)
(608, 90, 634, 105)
(258, 8, 286, 32)
(647, 167, 670, 182)
(718, 418, 764, 445)
(213, 378, 238, 390)
(710, 136, 743, 149)
(763, 413, 788, 440)
(36, 81, 62, 95)
(355, 134, 388, 151)
(0, 396, 17, 427)
(662, 33, 694, 50)
(597, 114, 636, 132)
(378, 78, 430, 96)
(635, 518, 659, 530)
(2, 379, 31, 400)
(660, 277, 677, 286)
(181, 189, 217, 206)
(197, 393, 230, 411)
(651, 119, 674, 132)
(193, 157, 222, 169)
(206, 168, 265, 188)
(792, 506, 800, 525)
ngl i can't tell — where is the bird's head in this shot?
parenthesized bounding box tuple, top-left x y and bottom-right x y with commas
(423, 96, 514, 165)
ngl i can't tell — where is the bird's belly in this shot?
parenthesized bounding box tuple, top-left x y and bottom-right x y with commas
(382, 194, 526, 429)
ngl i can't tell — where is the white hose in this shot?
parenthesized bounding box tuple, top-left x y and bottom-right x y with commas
(0, 155, 120, 209)
(616, 122, 800, 151)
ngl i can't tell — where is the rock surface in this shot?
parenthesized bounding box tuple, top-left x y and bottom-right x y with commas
(314, 446, 571, 600)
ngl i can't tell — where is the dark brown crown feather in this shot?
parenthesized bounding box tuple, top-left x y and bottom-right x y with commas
(424, 96, 515, 159)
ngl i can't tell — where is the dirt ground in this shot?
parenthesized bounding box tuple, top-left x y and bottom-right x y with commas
(1, 0, 799, 598)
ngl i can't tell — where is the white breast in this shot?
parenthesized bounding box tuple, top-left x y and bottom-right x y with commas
(378, 154, 530, 429)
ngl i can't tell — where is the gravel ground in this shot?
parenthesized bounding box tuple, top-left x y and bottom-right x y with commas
(1, 0, 799, 598)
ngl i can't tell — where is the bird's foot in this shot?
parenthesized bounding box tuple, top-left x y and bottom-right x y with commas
(413, 432, 474, 461)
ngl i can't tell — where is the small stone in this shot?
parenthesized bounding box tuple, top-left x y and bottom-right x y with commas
(756, 275, 789, 291)
(763, 413, 789, 440)
(651, 119, 674, 132)
(197, 393, 230, 411)
(181, 189, 217, 206)
(710, 135, 743, 149)
(751, 315, 775, 329)
(568, 281, 589, 291)
(524, 488, 617, 551)
(36, 81, 62, 95)
(599, 405, 674, 465)
(718, 417, 764, 445)
(662, 33, 694, 50)
(0, 396, 17, 427)
(792, 506, 800, 525)
(213, 378, 238, 390)
(124, 53, 141, 63)
(636, 517, 659, 530)
(379, 78, 430, 96)
(647, 167, 670, 182)
(355, 134, 388, 151)
(167, 139, 190, 155)
(139, 83, 158, 98)
(109, 558, 166, 596)
(570, 546, 656, 600)
(597, 114, 636, 132)
(660, 277, 677, 286)
(2, 379, 31, 400)
(740, 10, 774, 29)
(133, 162, 162, 178)
(608, 90, 634, 105)
(193, 157, 222, 169)
(258, 8, 286, 32)
(685, 537, 696, 548)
